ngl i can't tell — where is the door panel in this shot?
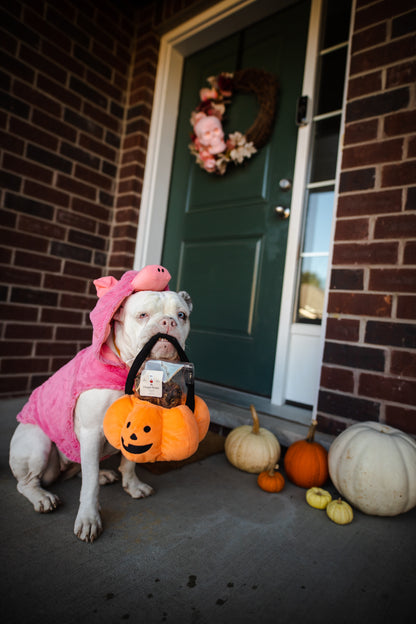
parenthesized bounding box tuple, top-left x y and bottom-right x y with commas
(163, 1, 310, 396)
(178, 237, 261, 335)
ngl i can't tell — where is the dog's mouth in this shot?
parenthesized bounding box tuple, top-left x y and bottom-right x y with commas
(121, 438, 153, 455)
(149, 336, 180, 361)
(125, 337, 180, 368)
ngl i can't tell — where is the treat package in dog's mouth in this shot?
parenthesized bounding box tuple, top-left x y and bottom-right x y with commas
(134, 360, 195, 408)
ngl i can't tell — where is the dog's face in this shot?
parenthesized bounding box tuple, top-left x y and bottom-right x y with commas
(113, 290, 192, 366)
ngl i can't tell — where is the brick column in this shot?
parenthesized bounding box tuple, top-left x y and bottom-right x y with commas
(317, 0, 416, 435)
(0, 0, 135, 395)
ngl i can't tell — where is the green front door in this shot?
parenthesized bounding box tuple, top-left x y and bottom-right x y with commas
(163, 1, 310, 396)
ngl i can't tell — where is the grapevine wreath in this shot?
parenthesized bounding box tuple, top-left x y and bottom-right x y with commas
(189, 68, 279, 175)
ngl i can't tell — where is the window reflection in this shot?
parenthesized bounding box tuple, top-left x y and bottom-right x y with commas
(297, 189, 334, 323)
(298, 256, 329, 322)
(303, 190, 334, 252)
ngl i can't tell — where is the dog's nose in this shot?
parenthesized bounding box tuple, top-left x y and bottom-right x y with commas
(161, 316, 177, 331)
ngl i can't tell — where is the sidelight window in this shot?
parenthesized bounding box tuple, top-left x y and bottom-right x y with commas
(296, 0, 352, 324)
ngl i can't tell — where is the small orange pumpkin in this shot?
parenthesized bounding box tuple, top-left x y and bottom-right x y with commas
(103, 394, 210, 463)
(257, 464, 285, 493)
(283, 420, 328, 488)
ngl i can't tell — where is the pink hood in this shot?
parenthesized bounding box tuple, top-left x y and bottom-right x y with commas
(90, 266, 171, 365)
(16, 265, 171, 462)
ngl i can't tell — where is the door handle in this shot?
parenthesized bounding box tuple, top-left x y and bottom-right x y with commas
(275, 206, 290, 219)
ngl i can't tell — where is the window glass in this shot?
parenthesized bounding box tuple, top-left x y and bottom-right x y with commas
(316, 47, 348, 115)
(303, 189, 334, 253)
(296, 189, 334, 324)
(297, 255, 329, 322)
(310, 115, 341, 182)
(322, 0, 352, 49)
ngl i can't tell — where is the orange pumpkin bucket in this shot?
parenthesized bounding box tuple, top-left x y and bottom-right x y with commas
(103, 333, 210, 463)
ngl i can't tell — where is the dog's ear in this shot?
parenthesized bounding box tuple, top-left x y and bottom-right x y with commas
(112, 304, 125, 322)
(178, 291, 193, 314)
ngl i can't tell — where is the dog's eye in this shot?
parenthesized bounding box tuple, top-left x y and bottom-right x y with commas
(178, 312, 187, 321)
(138, 312, 148, 320)
(144, 426, 151, 433)
(126, 422, 131, 428)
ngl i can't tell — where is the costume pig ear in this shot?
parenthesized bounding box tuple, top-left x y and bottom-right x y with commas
(93, 275, 119, 298)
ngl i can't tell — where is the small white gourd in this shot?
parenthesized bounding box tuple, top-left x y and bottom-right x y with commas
(225, 405, 281, 474)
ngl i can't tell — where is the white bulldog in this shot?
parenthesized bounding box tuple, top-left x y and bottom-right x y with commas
(9, 266, 192, 542)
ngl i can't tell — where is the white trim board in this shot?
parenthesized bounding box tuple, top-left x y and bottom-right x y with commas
(271, 0, 322, 407)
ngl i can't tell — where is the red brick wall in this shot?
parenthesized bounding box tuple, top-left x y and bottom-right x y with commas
(317, 0, 416, 435)
(111, 4, 158, 273)
(0, 0, 204, 398)
(0, 0, 135, 395)
(112, 0, 207, 272)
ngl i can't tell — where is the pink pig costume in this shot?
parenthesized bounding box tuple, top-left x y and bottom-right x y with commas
(16, 265, 171, 463)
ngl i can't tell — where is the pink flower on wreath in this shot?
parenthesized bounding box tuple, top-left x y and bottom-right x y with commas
(198, 148, 217, 172)
(217, 73, 233, 97)
(226, 137, 235, 150)
(199, 87, 218, 101)
(203, 158, 217, 172)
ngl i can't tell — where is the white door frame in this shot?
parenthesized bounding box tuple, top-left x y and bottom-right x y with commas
(134, 0, 323, 417)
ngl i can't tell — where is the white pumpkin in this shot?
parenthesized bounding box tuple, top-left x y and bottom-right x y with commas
(225, 405, 281, 474)
(329, 421, 416, 516)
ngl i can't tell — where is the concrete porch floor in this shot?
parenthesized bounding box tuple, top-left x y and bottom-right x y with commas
(1, 397, 415, 624)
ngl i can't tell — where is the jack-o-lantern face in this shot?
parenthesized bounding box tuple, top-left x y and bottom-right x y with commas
(119, 404, 163, 461)
(122, 422, 153, 455)
(104, 397, 163, 463)
(103, 394, 211, 463)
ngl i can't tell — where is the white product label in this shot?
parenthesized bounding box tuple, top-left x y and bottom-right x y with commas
(139, 369, 163, 397)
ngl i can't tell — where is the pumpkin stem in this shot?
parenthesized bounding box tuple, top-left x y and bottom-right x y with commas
(268, 464, 279, 476)
(250, 404, 260, 434)
(306, 419, 318, 443)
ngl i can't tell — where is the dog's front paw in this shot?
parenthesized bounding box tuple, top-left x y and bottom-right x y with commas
(74, 509, 102, 543)
(123, 478, 154, 499)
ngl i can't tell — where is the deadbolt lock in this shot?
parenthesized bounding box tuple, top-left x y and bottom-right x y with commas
(279, 178, 292, 191)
